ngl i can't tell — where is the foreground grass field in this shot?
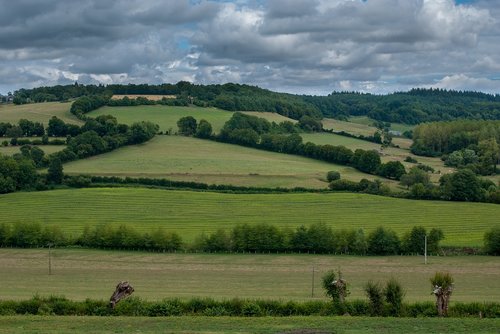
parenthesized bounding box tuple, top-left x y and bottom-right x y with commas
(63, 136, 375, 188)
(0, 102, 80, 125)
(0, 249, 499, 302)
(0, 188, 498, 246)
(1, 316, 498, 334)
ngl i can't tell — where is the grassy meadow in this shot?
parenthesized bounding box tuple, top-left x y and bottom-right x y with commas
(1, 249, 499, 303)
(90, 105, 233, 133)
(0, 102, 80, 125)
(63, 135, 375, 188)
(1, 316, 498, 334)
(0, 145, 65, 156)
(0, 188, 498, 246)
(301, 133, 449, 182)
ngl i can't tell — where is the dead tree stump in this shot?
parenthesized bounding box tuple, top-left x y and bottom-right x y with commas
(109, 281, 134, 309)
(432, 284, 453, 317)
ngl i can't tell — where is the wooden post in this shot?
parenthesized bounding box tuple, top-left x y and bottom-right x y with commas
(48, 243, 52, 275)
(424, 235, 427, 265)
(311, 266, 315, 298)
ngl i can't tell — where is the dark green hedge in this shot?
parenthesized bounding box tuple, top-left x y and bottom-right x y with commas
(0, 296, 498, 318)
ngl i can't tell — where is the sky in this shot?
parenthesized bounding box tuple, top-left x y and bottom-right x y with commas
(0, 0, 499, 96)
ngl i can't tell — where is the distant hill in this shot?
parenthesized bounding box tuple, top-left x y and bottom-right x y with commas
(13, 82, 500, 124)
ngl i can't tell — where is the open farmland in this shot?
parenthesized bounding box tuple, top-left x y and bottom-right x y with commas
(0, 102, 81, 125)
(63, 135, 375, 188)
(301, 132, 449, 182)
(89, 105, 233, 133)
(89, 105, 294, 134)
(0, 144, 65, 156)
(1, 316, 497, 334)
(0, 188, 498, 246)
(1, 249, 499, 303)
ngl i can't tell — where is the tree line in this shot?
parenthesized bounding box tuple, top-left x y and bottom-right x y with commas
(2, 220, 499, 255)
(0, 113, 158, 194)
(0, 222, 444, 255)
(13, 83, 500, 124)
(411, 120, 500, 175)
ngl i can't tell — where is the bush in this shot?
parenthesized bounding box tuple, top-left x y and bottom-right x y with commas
(364, 281, 384, 316)
(384, 278, 405, 316)
(241, 301, 262, 317)
(484, 227, 500, 255)
(322, 270, 348, 303)
(326, 171, 341, 182)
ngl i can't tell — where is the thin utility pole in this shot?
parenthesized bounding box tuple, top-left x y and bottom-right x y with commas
(48, 243, 52, 275)
(424, 235, 427, 265)
(311, 266, 315, 298)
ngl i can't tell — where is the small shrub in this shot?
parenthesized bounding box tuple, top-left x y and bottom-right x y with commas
(484, 227, 500, 255)
(364, 281, 384, 316)
(322, 270, 348, 303)
(242, 301, 262, 317)
(326, 171, 341, 182)
(384, 278, 405, 316)
(203, 306, 228, 316)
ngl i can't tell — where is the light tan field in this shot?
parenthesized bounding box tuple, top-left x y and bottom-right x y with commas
(111, 94, 176, 100)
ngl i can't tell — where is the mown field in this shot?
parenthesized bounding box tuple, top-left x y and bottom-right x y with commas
(0, 188, 498, 246)
(89, 105, 293, 133)
(301, 133, 449, 182)
(62, 135, 379, 188)
(1, 249, 499, 302)
(0, 102, 80, 125)
(0, 144, 65, 156)
(1, 316, 498, 334)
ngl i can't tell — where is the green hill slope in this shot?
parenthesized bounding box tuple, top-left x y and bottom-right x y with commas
(0, 188, 497, 246)
(63, 136, 373, 188)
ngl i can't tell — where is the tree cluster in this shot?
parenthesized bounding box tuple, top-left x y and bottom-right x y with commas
(412, 120, 500, 175)
(0, 119, 44, 138)
(303, 88, 500, 124)
(192, 224, 444, 256)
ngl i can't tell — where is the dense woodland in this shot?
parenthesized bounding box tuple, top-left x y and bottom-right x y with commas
(11, 82, 500, 124)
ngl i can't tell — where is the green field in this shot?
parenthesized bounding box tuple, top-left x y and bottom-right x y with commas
(90, 105, 233, 133)
(0, 145, 65, 156)
(322, 117, 378, 137)
(89, 105, 292, 134)
(0, 188, 498, 246)
(63, 135, 374, 188)
(1, 249, 499, 303)
(349, 116, 414, 133)
(0, 102, 80, 125)
(1, 316, 497, 334)
(301, 133, 448, 183)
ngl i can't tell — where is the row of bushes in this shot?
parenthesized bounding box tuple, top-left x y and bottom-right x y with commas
(0, 221, 444, 256)
(1, 295, 498, 317)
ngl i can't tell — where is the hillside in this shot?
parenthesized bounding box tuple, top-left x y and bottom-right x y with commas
(0, 188, 498, 246)
(13, 83, 500, 124)
(63, 135, 374, 188)
(0, 101, 80, 125)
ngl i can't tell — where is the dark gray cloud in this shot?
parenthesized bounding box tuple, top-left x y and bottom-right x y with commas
(0, 0, 499, 95)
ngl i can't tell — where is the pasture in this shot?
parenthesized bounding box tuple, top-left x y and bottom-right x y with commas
(301, 133, 448, 182)
(89, 105, 294, 134)
(0, 249, 499, 303)
(0, 102, 80, 125)
(63, 135, 375, 188)
(0, 144, 65, 156)
(1, 316, 497, 334)
(0, 188, 498, 246)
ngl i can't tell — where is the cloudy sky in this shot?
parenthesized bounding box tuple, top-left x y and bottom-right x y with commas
(0, 0, 499, 95)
